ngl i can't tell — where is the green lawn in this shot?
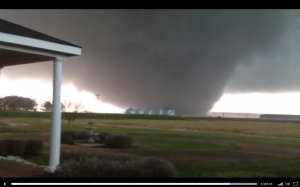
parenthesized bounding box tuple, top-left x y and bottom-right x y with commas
(2, 120, 300, 149)
(62, 124, 300, 149)
(2, 116, 300, 178)
(133, 135, 240, 151)
(0, 123, 40, 137)
(172, 158, 300, 178)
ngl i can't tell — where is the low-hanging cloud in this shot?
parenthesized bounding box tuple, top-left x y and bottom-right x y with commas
(226, 11, 300, 93)
(0, 10, 294, 115)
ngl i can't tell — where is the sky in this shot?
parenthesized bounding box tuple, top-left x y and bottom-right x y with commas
(0, 10, 300, 116)
(0, 78, 124, 113)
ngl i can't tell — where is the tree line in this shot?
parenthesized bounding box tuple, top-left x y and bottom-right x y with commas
(0, 96, 38, 111)
(0, 95, 84, 128)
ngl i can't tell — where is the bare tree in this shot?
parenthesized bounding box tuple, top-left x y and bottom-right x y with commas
(62, 102, 84, 128)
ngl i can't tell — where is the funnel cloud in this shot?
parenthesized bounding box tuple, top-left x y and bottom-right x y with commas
(0, 10, 294, 115)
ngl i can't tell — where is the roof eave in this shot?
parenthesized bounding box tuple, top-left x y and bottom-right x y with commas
(0, 32, 81, 57)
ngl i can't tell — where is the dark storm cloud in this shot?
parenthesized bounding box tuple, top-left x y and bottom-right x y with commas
(226, 11, 300, 93)
(0, 10, 292, 115)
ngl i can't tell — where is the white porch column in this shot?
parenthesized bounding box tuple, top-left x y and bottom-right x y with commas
(0, 67, 2, 142)
(48, 58, 64, 173)
(0, 66, 2, 96)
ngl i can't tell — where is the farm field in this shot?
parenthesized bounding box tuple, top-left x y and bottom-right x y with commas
(1, 114, 300, 177)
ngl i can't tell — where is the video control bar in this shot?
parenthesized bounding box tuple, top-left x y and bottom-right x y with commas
(4, 183, 258, 186)
(4, 182, 299, 186)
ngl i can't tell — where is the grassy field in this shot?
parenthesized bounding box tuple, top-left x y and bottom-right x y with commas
(0, 111, 187, 120)
(172, 158, 300, 177)
(2, 114, 300, 177)
(2, 110, 300, 123)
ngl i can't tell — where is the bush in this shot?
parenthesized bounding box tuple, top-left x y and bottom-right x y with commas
(60, 151, 139, 163)
(7, 140, 25, 156)
(24, 139, 44, 156)
(61, 130, 90, 145)
(72, 131, 90, 140)
(136, 157, 177, 178)
(98, 132, 110, 141)
(0, 139, 10, 156)
(104, 134, 132, 149)
(57, 151, 176, 178)
(61, 131, 74, 144)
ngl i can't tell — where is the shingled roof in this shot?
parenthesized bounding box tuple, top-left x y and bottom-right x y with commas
(0, 18, 81, 48)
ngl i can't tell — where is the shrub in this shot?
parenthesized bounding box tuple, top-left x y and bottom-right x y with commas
(7, 140, 25, 156)
(104, 134, 132, 149)
(61, 131, 90, 145)
(57, 151, 176, 178)
(61, 131, 74, 144)
(72, 131, 90, 140)
(60, 151, 139, 163)
(0, 139, 10, 156)
(135, 157, 177, 178)
(98, 132, 110, 141)
(24, 139, 44, 156)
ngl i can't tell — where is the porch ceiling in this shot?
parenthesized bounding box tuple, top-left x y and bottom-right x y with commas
(0, 48, 54, 67)
(0, 18, 82, 67)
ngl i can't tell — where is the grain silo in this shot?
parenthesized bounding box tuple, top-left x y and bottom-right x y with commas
(135, 109, 145, 114)
(159, 106, 175, 116)
(144, 108, 153, 115)
(125, 107, 136, 114)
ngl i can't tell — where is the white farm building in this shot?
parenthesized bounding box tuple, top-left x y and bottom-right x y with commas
(159, 106, 175, 116)
(125, 107, 136, 114)
(144, 108, 153, 115)
(135, 109, 145, 114)
(124, 107, 153, 115)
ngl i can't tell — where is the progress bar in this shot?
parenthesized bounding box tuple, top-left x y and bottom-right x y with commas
(10, 183, 258, 186)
